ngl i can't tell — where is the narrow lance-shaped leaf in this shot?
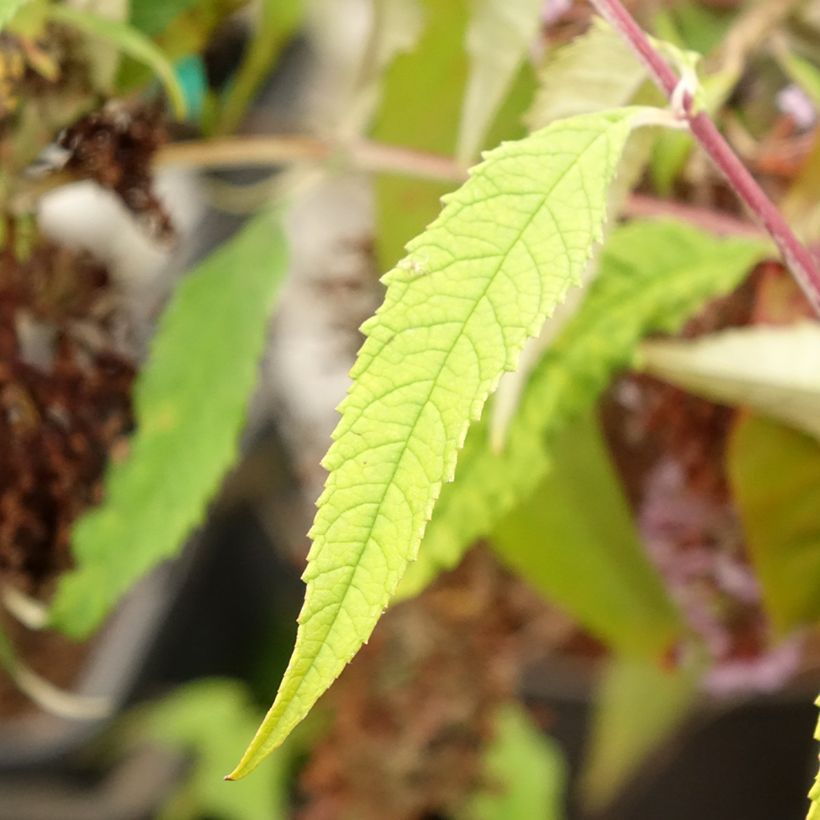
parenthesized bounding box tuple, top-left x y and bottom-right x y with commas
(397, 220, 769, 598)
(637, 322, 820, 442)
(49, 211, 288, 636)
(229, 107, 654, 779)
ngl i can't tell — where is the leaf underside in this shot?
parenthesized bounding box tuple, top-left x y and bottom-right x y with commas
(50, 211, 288, 637)
(229, 108, 647, 778)
(638, 321, 820, 442)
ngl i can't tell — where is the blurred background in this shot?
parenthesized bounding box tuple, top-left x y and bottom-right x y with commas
(2, 0, 820, 817)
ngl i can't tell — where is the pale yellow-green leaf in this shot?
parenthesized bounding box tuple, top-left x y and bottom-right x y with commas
(638, 322, 820, 441)
(229, 108, 651, 779)
(525, 19, 646, 130)
(458, 0, 542, 162)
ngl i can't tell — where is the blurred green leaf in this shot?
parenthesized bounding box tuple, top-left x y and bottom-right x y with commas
(728, 414, 820, 633)
(0, 0, 28, 30)
(666, 0, 733, 55)
(526, 19, 646, 130)
(129, 0, 200, 37)
(492, 413, 681, 657)
(47, 3, 187, 118)
(458, 0, 541, 162)
(466, 703, 566, 820)
(638, 322, 820, 442)
(371, 0, 531, 269)
(398, 220, 769, 598)
(581, 655, 699, 811)
(215, 0, 304, 135)
(117, 0, 243, 101)
(137, 680, 293, 820)
(50, 211, 288, 638)
(371, 0, 469, 269)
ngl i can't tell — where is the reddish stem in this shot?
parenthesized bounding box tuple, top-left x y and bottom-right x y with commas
(590, 0, 820, 315)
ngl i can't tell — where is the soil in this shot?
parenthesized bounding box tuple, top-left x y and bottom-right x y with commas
(59, 104, 173, 240)
(0, 237, 135, 716)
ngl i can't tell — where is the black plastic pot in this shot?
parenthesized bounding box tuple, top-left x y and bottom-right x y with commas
(522, 659, 818, 820)
(0, 477, 304, 819)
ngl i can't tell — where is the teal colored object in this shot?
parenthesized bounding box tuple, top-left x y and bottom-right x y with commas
(175, 55, 206, 121)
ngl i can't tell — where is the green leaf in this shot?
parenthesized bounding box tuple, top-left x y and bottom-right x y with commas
(638, 322, 820, 441)
(116, 0, 242, 99)
(214, 0, 304, 135)
(465, 703, 567, 820)
(492, 413, 681, 657)
(49, 211, 288, 637)
(398, 220, 768, 598)
(808, 697, 820, 820)
(371, 0, 469, 269)
(728, 414, 820, 633)
(371, 0, 533, 270)
(46, 3, 188, 119)
(0, 0, 27, 30)
(581, 655, 699, 811)
(129, 0, 200, 37)
(525, 20, 647, 130)
(230, 107, 651, 779)
(458, 0, 542, 162)
(134, 680, 294, 820)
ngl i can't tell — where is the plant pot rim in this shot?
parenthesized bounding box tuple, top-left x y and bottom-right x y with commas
(0, 537, 199, 771)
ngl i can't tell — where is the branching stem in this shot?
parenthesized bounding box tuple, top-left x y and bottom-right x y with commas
(589, 0, 820, 314)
